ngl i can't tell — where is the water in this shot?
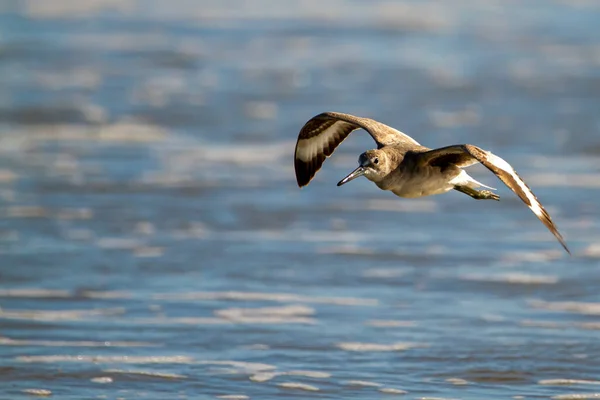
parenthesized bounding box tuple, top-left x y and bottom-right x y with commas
(1, 1, 600, 399)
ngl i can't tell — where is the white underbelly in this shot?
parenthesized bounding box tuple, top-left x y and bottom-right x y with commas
(385, 170, 456, 198)
(391, 182, 454, 198)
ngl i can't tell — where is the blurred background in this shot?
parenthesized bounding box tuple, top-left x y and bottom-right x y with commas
(1, 0, 600, 399)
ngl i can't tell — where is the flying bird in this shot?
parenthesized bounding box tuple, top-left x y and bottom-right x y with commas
(294, 111, 570, 254)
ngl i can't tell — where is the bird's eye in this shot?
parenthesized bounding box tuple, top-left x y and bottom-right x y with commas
(373, 157, 379, 165)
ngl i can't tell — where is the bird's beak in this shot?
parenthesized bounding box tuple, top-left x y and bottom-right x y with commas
(337, 166, 366, 186)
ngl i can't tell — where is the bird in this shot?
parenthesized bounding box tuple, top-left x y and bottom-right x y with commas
(294, 111, 570, 254)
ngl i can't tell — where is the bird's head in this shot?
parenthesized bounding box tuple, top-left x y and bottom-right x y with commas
(337, 149, 388, 186)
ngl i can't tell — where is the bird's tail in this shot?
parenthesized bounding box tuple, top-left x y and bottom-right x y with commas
(468, 177, 496, 190)
(451, 170, 496, 190)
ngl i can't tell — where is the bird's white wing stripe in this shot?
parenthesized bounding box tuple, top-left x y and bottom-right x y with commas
(484, 151, 544, 219)
(462, 144, 569, 253)
(295, 138, 314, 162)
(295, 121, 350, 162)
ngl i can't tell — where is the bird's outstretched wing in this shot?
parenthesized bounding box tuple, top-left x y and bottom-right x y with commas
(414, 144, 570, 254)
(294, 112, 421, 187)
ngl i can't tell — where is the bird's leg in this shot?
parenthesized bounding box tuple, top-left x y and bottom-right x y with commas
(454, 185, 500, 201)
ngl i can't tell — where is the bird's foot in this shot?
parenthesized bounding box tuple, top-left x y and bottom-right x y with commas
(477, 190, 500, 201)
(454, 185, 500, 201)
